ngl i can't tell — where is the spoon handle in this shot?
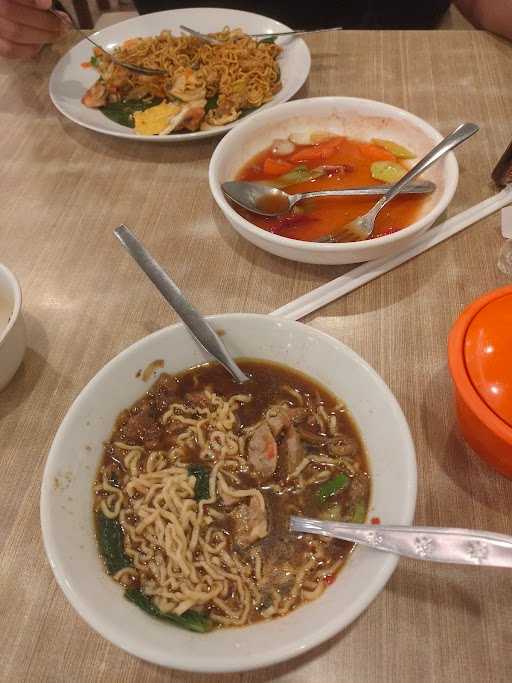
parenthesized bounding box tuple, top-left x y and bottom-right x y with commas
(370, 123, 479, 216)
(249, 26, 344, 38)
(294, 181, 436, 201)
(114, 225, 249, 384)
(290, 516, 512, 567)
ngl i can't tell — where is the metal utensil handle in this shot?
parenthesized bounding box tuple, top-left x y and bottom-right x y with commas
(294, 181, 436, 201)
(250, 26, 344, 38)
(290, 517, 512, 567)
(114, 226, 249, 384)
(179, 25, 219, 44)
(370, 123, 479, 216)
(49, 8, 102, 50)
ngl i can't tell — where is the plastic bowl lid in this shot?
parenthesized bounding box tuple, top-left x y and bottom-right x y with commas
(464, 292, 512, 428)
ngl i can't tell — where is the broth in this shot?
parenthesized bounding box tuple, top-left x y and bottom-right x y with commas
(94, 360, 370, 631)
(234, 134, 426, 241)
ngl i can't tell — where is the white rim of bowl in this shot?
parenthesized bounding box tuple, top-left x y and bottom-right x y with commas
(40, 313, 417, 672)
(0, 263, 22, 348)
(209, 96, 459, 252)
(49, 9, 311, 143)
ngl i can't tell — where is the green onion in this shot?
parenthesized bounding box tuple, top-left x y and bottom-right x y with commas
(125, 589, 213, 633)
(316, 473, 349, 504)
(352, 500, 367, 523)
(259, 36, 278, 44)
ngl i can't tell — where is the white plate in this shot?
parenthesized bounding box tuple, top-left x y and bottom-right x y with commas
(41, 314, 417, 672)
(49, 8, 311, 142)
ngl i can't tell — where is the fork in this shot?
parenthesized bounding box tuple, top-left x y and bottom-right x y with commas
(180, 24, 344, 43)
(319, 123, 479, 243)
(50, 9, 167, 76)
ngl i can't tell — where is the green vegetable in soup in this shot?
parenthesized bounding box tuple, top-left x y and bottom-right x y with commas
(370, 160, 407, 184)
(351, 500, 367, 523)
(188, 464, 210, 501)
(278, 164, 324, 186)
(205, 95, 218, 113)
(316, 473, 349, 504)
(96, 513, 131, 575)
(371, 138, 415, 159)
(100, 98, 163, 128)
(125, 588, 213, 632)
(318, 502, 342, 521)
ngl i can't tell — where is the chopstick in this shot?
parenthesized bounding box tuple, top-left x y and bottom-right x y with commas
(271, 187, 512, 321)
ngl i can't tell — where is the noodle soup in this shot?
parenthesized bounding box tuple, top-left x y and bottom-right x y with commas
(94, 360, 370, 631)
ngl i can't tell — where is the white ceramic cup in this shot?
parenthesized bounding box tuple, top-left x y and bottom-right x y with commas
(0, 264, 26, 390)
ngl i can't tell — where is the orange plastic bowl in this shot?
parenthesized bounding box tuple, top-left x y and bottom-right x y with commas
(448, 285, 512, 478)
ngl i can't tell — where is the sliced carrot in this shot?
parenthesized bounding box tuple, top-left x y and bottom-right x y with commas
(262, 157, 295, 176)
(289, 137, 345, 163)
(358, 143, 396, 162)
(81, 61, 92, 69)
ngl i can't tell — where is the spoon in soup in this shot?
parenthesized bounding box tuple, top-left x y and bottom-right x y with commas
(222, 180, 436, 217)
(114, 225, 250, 384)
(323, 122, 479, 242)
(290, 516, 512, 567)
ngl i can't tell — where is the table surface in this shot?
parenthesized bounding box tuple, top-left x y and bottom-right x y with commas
(1, 28, 512, 683)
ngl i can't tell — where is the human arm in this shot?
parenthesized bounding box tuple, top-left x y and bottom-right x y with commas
(454, 0, 512, 40)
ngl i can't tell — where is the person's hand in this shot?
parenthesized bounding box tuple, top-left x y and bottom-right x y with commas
(0, 0, 69, 59)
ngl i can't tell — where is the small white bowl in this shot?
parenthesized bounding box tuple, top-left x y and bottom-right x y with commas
(41, 314, 416, 672)
(0, 264, 26, 391)
(209, 97, 459, 264)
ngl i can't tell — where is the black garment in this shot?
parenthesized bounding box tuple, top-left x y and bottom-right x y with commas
(132, 1, 450, 30)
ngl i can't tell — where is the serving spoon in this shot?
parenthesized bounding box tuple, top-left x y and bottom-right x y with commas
(290, 516, 512, 567)
(114, 225, 249, 384)
(323, 122, 479, 242)
(222, 180, 436, 217)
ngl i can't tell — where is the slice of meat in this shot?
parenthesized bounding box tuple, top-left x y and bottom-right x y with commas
(248, 423, 277, 482)
(267, 408, 291, 437)
(230, 495, 268, 548)
(122, 407, 162, 448)
(327, 440, 356, 458)
(266, 406, 307, 437)
(280, 425, 305, 478)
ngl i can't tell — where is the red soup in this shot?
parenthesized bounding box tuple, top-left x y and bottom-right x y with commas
(234, 133, 427, 242)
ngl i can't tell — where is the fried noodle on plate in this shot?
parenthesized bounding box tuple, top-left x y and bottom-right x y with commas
(81, 28, 282, 136)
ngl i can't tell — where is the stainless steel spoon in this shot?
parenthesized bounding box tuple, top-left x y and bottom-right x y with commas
(290, 516, 512, 567)
(114, 225, 249, 384)
(329, 122, 479, 242)
(222, 180, 436, 217)
(50, 9, 167, 76)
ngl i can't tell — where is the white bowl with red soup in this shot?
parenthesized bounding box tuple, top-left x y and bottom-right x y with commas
(41, 314, 416, 672)
(209, 97, 458, 264)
